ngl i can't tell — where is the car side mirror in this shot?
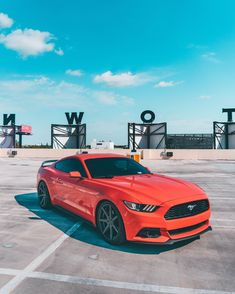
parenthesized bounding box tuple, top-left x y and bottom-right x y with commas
(69, 171, 82, 178)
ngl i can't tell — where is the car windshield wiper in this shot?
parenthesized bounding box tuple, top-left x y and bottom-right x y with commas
(94, 175, 114, 179)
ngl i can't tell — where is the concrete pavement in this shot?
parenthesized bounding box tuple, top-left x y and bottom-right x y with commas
(0, 157, 234, 294)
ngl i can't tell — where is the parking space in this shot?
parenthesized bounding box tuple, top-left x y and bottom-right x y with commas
(0, 157, 235, 294)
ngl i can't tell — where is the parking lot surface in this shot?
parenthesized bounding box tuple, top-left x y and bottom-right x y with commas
(0, 157, 235, 294)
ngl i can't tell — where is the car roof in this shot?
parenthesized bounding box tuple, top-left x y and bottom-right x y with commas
(73, 153, 126, 161)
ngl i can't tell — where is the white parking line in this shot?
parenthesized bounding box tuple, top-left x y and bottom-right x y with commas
(213, 225, 235, 229)
(210, 197, 235, 200)
(0, 213, 63, 218)
(30, 271, 235, 294)
(0, 222, 82, 294)
(212, 219, 235, 222)
(0, 214, 40, 218)
(0, 268, 20, 276)
(0, 268, 234, 294)
(0, 208, 43, 212)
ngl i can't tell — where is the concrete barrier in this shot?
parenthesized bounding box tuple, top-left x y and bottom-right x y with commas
(0, 148, 129, 158)
(143, 149, 235, 160)
(0, 148, 235, 160)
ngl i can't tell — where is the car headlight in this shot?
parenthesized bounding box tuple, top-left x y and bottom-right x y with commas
(123, 201, 159, 213)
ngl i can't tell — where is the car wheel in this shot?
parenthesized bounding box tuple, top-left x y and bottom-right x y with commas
(97, 201, 126, 245)
(37, 181, 52, 209)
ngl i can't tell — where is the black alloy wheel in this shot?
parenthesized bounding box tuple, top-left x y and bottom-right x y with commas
(97, 201, 126, 245)
(37, 181, 52, 209)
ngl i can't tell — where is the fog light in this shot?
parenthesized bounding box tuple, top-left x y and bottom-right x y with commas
(137, 228, 161, 238)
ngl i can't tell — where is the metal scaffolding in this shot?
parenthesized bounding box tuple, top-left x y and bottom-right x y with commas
(128, 122, 167, 150)
(213, 121, 235, 149)
(51, 124, 86, 149)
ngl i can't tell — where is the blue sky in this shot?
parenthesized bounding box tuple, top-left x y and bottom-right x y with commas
(0, 0, 235, 145)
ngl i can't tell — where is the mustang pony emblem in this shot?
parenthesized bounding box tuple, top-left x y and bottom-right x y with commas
(187, 204, 197, 211)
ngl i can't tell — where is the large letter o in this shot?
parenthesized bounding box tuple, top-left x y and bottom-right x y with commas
(140, 110, 155, 123)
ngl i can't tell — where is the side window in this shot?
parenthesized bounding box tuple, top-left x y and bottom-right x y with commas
(55, 158, 87, 177)
(55, 159, 71, 173)
(68, 159, 87, 177)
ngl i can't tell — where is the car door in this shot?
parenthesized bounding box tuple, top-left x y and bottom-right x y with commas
(52, 158, 74, 205)
(53, 157, 96, 218)
(64, 158, 100, 218)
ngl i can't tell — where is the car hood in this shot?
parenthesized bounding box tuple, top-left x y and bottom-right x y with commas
(94, 173, 205, 204)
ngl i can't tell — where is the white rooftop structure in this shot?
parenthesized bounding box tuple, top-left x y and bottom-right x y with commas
(91, 139, 114, 150)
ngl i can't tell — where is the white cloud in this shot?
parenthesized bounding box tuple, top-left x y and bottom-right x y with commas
(55, 48, 64, 56)
(0, 12, 63, 58)
(66, 69, 82, 77)
(187, 43, 207, 50)
(94, 91, 134, 106)
(0, 12, 13, 29)
(0, 77, 88, 108)
(0, 77, 134, 111)
(95, 91, 117, 105)
(93, 70, 152, 87)
(200, 95, 211, 100)
(0, 29, 55, 58)
(201, 52, 220, 63)
(154, 80, 183, 88)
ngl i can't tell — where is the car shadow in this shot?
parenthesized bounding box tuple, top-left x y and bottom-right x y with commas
(15, 192, 197, 255)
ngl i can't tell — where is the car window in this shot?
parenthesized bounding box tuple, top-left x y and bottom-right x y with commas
(115, 159, 127, 170)
(85, 157, 150, 178)
(55, 158, 87, 177)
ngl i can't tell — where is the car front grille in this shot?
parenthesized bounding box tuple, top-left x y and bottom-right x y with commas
(164, 199, 209, 220)
(168, 221, 208, 235)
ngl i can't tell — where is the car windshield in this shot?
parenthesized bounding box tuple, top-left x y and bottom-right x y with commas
(85, 157, 151, 178)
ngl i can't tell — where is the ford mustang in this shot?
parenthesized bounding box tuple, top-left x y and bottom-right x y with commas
(37, 153, 211, 245)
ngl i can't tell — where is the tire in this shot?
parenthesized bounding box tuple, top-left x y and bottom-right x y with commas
(37, 181, 52, 209)
(96, 201, 126, 245)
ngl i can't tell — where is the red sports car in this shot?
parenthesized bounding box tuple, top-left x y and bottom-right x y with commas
(37, 153, 211, 245)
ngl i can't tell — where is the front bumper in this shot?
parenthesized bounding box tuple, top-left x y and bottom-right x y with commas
(120, 196, 211, 244)
(132, 226, 212, 245)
